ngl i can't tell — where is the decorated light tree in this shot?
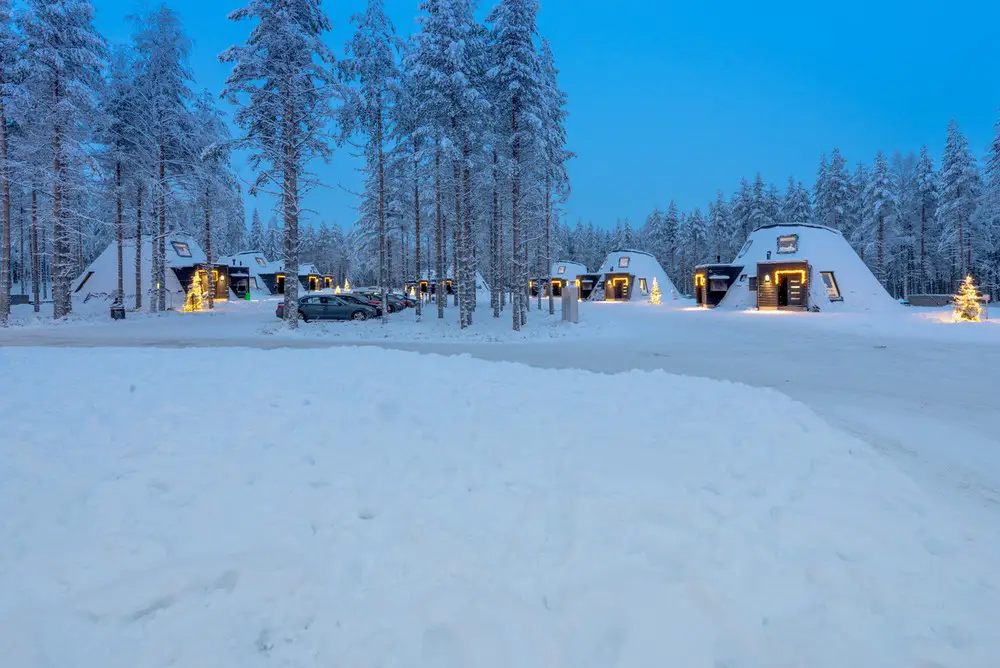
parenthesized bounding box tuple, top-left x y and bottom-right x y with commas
(953, 275, 983, 321)
(184, 271, 206, 312)
(650, 277, 662, 305)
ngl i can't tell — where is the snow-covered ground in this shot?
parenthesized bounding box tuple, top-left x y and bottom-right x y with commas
(2, 347, 999, 668)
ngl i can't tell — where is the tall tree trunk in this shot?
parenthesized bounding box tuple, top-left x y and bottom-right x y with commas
(378, 109, 387, 324)
(453, 155, 464, 328)
(491, 149, 500, 318)
(463, 154, 473, 326)
(413, 143, 422, 321)
(282, 95, 300, 330)
(135, 183, 143, 310)
(920, 203, 927, 293)
(546, 172, 554, 315)
(511, 97, 521, 331)
(52, 77, 67, 320)
(157, 144, 167, 312)
(0, 87, 9, 326)
(30, 189, 39, 313)
(877, 214, 885, 285)
(204, 188, 214, 310)
(435, 148, 444, 320)
(115, 160, 124, 306)
(18, 201, 25, 296)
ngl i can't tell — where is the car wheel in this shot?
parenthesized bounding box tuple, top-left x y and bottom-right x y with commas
(298, 310, 309, 323)
(352, 310, 367, 321)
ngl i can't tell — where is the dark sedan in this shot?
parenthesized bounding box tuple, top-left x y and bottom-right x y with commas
(276, 295, 376, 322)
(338, 293, 384, 316)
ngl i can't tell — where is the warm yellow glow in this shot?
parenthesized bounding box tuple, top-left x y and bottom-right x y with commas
(764, 274, 771, 283)
(335, 286, 342, 294)
(345, 279, 351, 291)
(650, 277, 662, 304)
(773, 269, 807, 285)
(409, 287, 416, 297)
(953, 275, 984, 322)
(694, 274, 705, 287)
(183, 270, 206, 312)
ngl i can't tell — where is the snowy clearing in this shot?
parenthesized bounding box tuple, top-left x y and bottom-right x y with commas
(1, 347, 998, 668)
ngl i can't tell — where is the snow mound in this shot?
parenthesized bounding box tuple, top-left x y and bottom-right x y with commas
(0, 347, 996, 668)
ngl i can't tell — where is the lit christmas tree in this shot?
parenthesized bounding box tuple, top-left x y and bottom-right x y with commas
(344, 279, 351, 291)
(649, 277, 662, 304)
(953, 275, 983, 322)
(184, 271, 206, 312)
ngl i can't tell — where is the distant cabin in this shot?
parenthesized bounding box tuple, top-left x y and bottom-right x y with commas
(593, 250, 678, 302)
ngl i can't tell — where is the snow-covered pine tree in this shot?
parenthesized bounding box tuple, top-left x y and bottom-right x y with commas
(487, 0, 544, 331)
(248, 208, 265, 252)
(890, 151, 917, 297)
(847, 162, 868, 258)
(538, 36, 570, 316)
(730, 177, 753, 238)
(864, 151, 893, 286)
(819, 148, 849, 230)
(131, 6, 195, 312)
(221, 0, 341, 329)
(18, 0, 106, 319)
(0, 0, 18, 325)
(914, 146, 939, 293)
(972, 115, 1000, 300)
(707, 191, 732, 263)
(95, 45, 137, 309)
(938, 119, 981, 284)
(780, 176, 813, 224)
(342, 0, 401, 325)
(663, 201, 679, 282)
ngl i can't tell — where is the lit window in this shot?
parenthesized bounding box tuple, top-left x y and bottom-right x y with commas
(171, 241, 192, 258)
(618, 256, 630, 268)
(639, 278, 648, 294)
(737, 240, 753, 259)
(777, 235, 799, 254)
(557, 265, 566, 274)
(256, 257, 266, 267)
(710, 279, 728, 292)
(821, 271, 843, 301)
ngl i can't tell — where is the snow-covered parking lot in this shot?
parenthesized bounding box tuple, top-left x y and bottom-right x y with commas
(1, 299, 998, 667)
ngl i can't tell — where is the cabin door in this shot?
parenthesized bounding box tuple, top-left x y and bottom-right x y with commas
(778, 275, 805, 309)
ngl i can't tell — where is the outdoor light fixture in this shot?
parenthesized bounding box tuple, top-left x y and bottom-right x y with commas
(764, 275, 771, 283)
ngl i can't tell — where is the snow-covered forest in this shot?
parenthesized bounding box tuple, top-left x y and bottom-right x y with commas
(1, 0, 998, 329)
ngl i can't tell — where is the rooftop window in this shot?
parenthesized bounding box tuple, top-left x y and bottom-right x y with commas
(777, 235, 799, 254)
(171, 241, 192, 258)
(557, 265, 566, 274)
(618, 256, 630, 269)
(820, 271, 843, 301)
(255, 257, 266, 267)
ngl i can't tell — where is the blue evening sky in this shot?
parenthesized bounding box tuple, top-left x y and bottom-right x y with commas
(92, 0, 1000, 230)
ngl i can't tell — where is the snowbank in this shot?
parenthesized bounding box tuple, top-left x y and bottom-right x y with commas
(0, 347, 996, 668)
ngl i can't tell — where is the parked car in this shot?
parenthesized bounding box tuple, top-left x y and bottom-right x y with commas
(275, 295, 376, 322)
(338, 293, 384, 316)
(358, 291, 410, 312)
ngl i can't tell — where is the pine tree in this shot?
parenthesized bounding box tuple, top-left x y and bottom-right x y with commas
(781, 176, 813, 223)
(731, 177, 753, 238)
(864, 151, 893, 285)
(973, 115, 1000, 300)
(342, 0, 401, 325)
(663, 200, 679, 280)
(221, 0, 341, 330)
(538, 36, 570, 316)
(248, 208, 265, 252)
(914, 146, 939, 293)
(18, 0, 107, 319)
(939, 120, 981, 283)
(487, 0, 543, 331)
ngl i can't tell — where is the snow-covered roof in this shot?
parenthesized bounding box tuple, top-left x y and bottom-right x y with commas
(299, 264, 320, 276)
(597, 249, 679, 301)
(551, 261, 588, 280)
(219, 251, 271, 271)
(718, 223, 898, 311)
(73, 235, 203, 301)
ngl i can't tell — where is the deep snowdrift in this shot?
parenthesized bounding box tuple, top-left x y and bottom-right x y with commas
(0, 347, 996, 668)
